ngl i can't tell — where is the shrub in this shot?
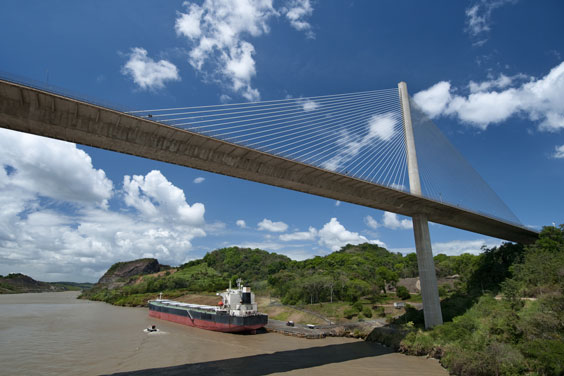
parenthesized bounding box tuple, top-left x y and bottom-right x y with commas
(281, 287, 303, 305)
(520, 339, 564, 375)
(396, 285, 411, 300)
(438, 285, 450, 297)
(401, 330, 435, 356)
(374, 306, 386, 317)
(352, 300, 364, 312)
(442, 343, 526, 376)
(362, 306, 373, 318)
(344, 307, 358, 319)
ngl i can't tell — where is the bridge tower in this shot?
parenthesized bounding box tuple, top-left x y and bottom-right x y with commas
(398, 82, 443, 328)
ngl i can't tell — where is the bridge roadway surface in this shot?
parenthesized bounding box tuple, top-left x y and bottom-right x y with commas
(0, 79, 538, 244)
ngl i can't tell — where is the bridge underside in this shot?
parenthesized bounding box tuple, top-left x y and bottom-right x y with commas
(0, 80, 538, 244)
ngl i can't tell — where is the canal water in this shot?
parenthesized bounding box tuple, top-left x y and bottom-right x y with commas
(0, 292, 447, 375)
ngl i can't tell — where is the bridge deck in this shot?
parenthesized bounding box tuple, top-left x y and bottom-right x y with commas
(0, 80, 538, 244)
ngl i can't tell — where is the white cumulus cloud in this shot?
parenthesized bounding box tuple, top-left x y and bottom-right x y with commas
(174, 0, 316, 100)
(432, 239, 502, 256)
(412, 81, 452, 118)
(322, 113, 398, 171)
(121, 47, 180, 90)
(236, 219, 247, 228)
(364, 212, 412, 230)
(302, 99, 320, 112)
(391, 238, 502, 256)
(257, 218, 289, 232)
(0, 131, 207, 282)
(193, 177, 205, 184)
(278, 218, 385, 252)
(364, 215, 380, 230)
(0, 129, 113, 208)
(413, 61, 564, 131)
(123, 170, 205, 226)
(318, 218, 385, 251)
(175, 0, 278, 101)
(174, 3, 204, 39)
(382, 212, 413, 230)
(367, 113, 397, 142)
(282, 0, 315, 39)
(280, 226, 317, 241)
(468, 73, 526, 93)
(553, 144, 564, 159)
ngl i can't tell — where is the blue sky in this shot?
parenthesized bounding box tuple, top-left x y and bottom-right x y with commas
(0, 0, 563, 282)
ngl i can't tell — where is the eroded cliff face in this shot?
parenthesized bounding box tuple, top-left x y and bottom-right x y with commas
(97, 258, 160, 289)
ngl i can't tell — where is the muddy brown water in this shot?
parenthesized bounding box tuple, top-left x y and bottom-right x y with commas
(0, 292, 447, 375)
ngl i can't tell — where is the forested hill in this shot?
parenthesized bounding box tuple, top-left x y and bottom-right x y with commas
(199, 247, 292, 283)
(81, 244, 476, 306)
(194, 243, 473, 285)
(265, 243, 476, 304)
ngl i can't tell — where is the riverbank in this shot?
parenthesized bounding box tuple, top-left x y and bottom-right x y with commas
(265, 318, 387, 339)
(0, 291, 447, 376)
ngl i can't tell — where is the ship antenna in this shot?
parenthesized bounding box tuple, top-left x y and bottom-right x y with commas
(236, 278, 243, 289)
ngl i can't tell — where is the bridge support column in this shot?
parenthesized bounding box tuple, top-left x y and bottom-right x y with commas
(399, 82, 443, 328)
(412, 214, 443, 328)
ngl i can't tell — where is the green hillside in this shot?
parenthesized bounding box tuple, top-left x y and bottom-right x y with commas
(373, 225, 564, 375)
(81, 244, 478, 307)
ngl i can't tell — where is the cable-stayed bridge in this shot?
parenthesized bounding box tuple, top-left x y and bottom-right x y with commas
(0, 78, 537, 327)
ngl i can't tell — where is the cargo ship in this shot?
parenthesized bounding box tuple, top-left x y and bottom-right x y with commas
(148, 281, 268, 333)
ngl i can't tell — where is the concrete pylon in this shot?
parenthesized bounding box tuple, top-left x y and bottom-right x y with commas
(398, 82, 443, 328)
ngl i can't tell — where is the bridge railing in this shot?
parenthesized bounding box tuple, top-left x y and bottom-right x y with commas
(0, 70, 133, 114)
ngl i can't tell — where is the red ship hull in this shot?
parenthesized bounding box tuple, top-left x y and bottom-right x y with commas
(149, 310, 266, 333)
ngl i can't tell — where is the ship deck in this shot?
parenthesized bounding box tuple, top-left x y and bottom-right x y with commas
(149, 299, 220, 313)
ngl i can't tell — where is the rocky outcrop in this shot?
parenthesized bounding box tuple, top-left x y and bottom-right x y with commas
(396, 277, 421, 293)
(97, 258, 161, 288)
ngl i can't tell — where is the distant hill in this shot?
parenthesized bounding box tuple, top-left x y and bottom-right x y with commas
(0, 273, 93, 294)
(51, 281, 95, 291)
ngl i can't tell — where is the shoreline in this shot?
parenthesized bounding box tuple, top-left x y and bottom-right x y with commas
(1, 291, 448, 375)
(79, 291, 393, 341)
(265, 318, 386, 339)
(10, 291, 390, 342)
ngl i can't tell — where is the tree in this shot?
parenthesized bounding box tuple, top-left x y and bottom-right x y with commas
(347, 279, 371, 302)
(302, 275, 329, 304)
(375, 266, 399, 293)
(402, 253, 419, 277)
